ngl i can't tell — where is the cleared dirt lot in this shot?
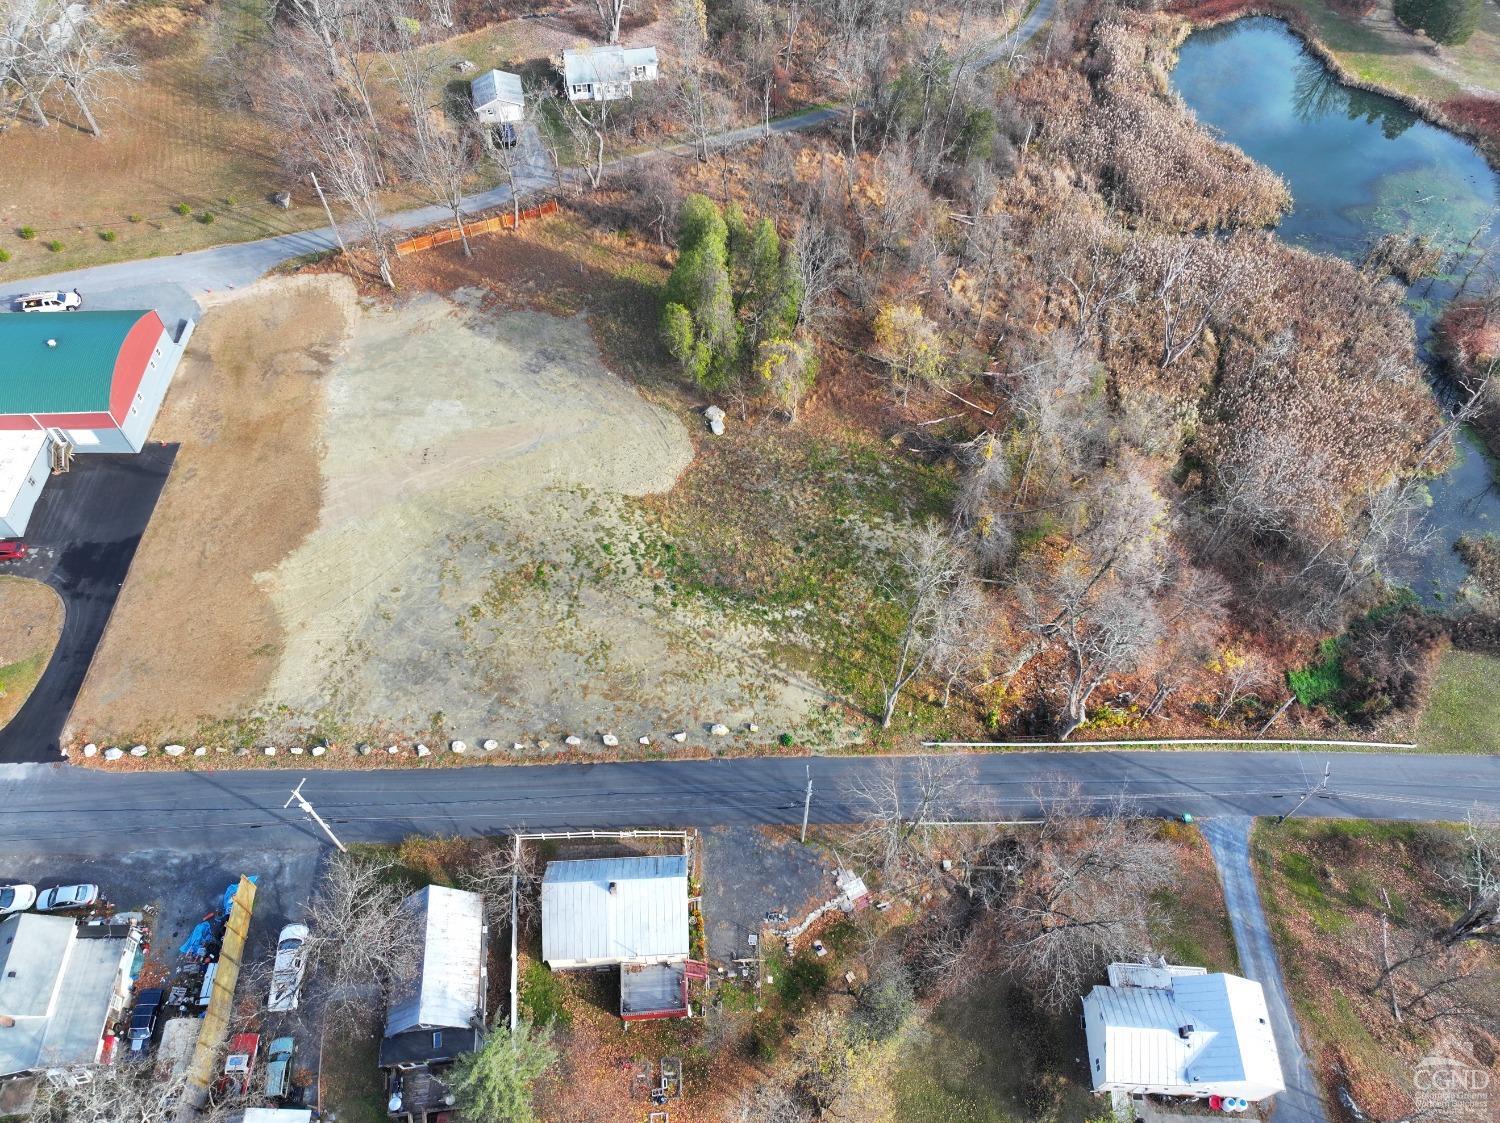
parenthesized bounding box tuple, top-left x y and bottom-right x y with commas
(0, 576, 63, 727)
(72, 273, 832, 749)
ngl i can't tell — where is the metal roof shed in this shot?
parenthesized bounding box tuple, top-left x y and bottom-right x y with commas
(384, 885, 486, 1039)
(470, 68, 524, 124)
(541, 855, 688, 969)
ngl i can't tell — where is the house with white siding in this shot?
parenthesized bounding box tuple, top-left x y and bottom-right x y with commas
(560, 46, 659, 102)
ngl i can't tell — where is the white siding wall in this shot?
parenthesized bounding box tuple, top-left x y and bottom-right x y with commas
(117, 319, 194, 454)
(0, 436, 50, 538)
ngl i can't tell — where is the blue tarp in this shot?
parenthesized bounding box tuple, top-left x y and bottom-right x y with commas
(219, 876, 258, 917)
(179, 921, 213, 957)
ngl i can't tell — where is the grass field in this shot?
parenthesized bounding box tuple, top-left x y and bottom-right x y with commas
(1253, 818, 1500, 1118)
(1274, 0, 1500, 102)
(0, 577, 62, 729)
(1417, 647, 1500, 753)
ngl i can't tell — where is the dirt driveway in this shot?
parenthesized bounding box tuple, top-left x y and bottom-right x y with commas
(71, 277, 830, 751)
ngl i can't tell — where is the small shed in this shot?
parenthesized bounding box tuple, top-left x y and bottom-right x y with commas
(470, 68, 524, 124)
(561, 45, 659, 102)
(1082, 962, 1285, 1103)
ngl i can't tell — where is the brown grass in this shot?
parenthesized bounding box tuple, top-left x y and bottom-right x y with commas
(66, 275, 353, 744)
(0, 576, 63, 729)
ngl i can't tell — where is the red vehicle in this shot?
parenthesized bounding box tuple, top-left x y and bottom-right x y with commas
(220, 1032, 260, 1096)
(0, 541, 26, 561)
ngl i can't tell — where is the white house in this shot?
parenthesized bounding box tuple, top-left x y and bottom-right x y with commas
(541, 855, 691, 1020)
(561, 46, 659, 102)
(1082, 961, 1285, 1104)
(470, 69, 524, 124)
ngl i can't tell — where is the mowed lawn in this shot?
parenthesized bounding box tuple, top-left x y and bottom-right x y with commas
(1418, 647, 1500, 753)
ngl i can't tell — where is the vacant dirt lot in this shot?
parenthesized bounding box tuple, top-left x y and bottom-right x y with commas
(0, 576, 63, 727)
(73, 272, 835, 750)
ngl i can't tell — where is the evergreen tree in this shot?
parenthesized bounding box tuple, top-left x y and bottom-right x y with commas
(448, 1016, 557, 1123)
(1395, 0, 1482, 44)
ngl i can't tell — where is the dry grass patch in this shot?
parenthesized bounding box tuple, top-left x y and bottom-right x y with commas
(0, 576, 63, 728)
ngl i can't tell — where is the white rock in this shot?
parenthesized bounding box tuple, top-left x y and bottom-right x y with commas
(747, 723, 759, 733)
(601, 734, 619, 747)
(450, 740, 466, 753)
(164, 744, 186, 757)
(103, 747, 124, 761)
(289, 745, 305, 755)
(194, 746, 208, 757)
(565, 735, 582, 747)
(672, 731, 688, 743)
(310, 745, 326, 757)
(710, 723, 730, 737)
(704, 405, 727, 436)
(130, 744, 149, 756)
(513, 742, 525, 751)
(639, 736, 652, 745)
(82, 743, 98, 757)
(416, 744, 431, 757)
(216, 746, 229, 753)
(263, 746, 277, 756)
(483, 739, 499, 751)
(387, 745, 400, 754)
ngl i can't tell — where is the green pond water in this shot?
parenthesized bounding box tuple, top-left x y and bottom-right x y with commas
(1171, 16, 1500, 598)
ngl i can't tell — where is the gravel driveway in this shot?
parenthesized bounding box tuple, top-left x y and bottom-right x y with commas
(1203, 817, 1331, 1123)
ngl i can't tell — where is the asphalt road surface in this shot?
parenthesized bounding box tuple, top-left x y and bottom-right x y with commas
(1204, 818, 1331, 1123)
(1, 749, 1495, 855)
(0, 447, 176, 763)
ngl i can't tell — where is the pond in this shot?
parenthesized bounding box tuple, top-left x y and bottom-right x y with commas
(1171, 16, 1500, 598)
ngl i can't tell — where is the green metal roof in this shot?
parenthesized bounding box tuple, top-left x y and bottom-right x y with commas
(0, 310, 149, 415)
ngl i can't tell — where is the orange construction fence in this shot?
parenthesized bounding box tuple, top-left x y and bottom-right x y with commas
(394, 198, 560, 256)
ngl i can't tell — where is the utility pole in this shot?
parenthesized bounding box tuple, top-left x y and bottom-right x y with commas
(285, 777, 348, 852)
(1277, 761, 1331, 825)
(800, 764, 813, 844)
(309, 171, 350, 258)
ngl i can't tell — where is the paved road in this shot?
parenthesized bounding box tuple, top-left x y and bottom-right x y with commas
(1204, 818, 1331, 1123)
(3, 108, 840, 303)
(0, 448, 176, 763)
(0, 749, 1495, 854)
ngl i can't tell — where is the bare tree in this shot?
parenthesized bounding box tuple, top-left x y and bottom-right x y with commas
(558, 95, 611, 190)
(788, 209, 851, 331)
(593, 0, 627, 44)
(880, 522, 970, 728)
(302, 850, 423, 1020)
(847, 755, 979, 898)
(1, 0, 58, 127)
(18, 0, 138, 137)
(479, 92, 545, 226)
(1054, 583, 1161, 740)
(993, 789, 1178, 1010)
(31, 1065, 257, 1123)
(460, 837, 542, 927)
(389, 37, 480, 254)
(1211, 646, 1268, 723)
(1439, 813, 1500, 948)
(730, 1082, 812, 1123)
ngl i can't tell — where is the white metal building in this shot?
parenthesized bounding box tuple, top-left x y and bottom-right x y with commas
(561, 46, 659, 102)
(541, 855, 688, 969)
(1082, 962, 1285, 1103)
(0, 431, 49, 537)
(470, 69, 525, 124)
(0, 914, 141, 1077)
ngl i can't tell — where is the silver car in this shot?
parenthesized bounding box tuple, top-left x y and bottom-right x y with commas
(35, 883, 100, 912)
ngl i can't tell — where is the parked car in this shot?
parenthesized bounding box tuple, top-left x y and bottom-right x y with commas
(35, 883, 100, 912)
(264, 1036, 296, 1099)
(128, 988, 165, 1053)
(14, 289, 82, 312)
(0, 541, 27, 562)
(266, 923, 310, 1013)
(495, 121, 518, 149)
(0, 884, 37, 915)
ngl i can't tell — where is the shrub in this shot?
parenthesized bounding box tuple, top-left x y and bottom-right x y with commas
(1287, 638, 1344, 707)
(776, 952, 829, 1010)
(174, 203, 192, 215)
(224, 196, 238, 207)
(44, 240, 63, 253)
(518, 961, 570, 1029)
(127, 214, 143, 223)
(99, 230, 117, 242)
(17, 226, 35, 240)
(0, 248, 9, 263)
(197, 212, 215, 224)
(1334, 608, 1445, 721)
(778, 732, 794, 747)
(1395, 0, 1482, 44)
